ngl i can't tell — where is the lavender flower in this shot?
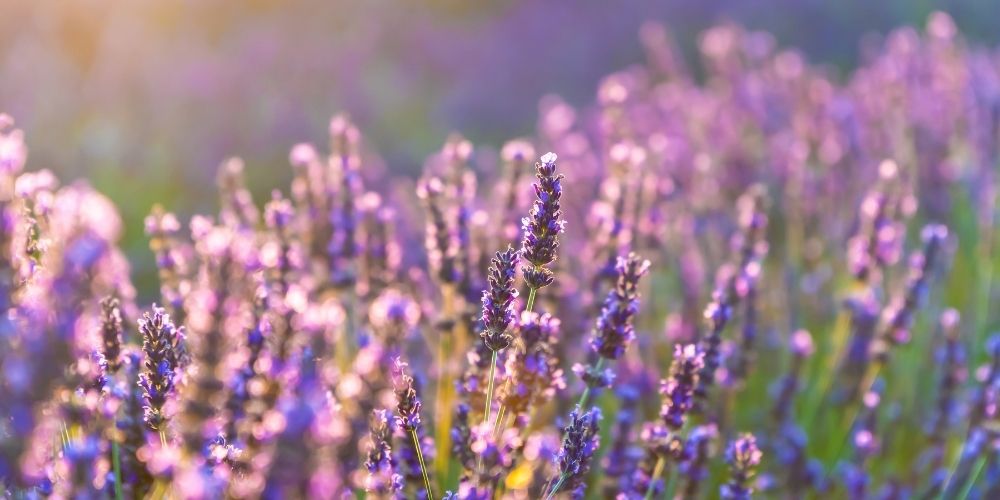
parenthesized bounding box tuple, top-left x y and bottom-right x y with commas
(392, 358, 422, 432)
(521, 152, 565, 291)
(364, 409, 402, 496)
(418, 177, 459, 285)
(772, 329, 815, 425)
(391, 358, 433, 498)
(480, 246, 519, 352)
(590, 253, 651, 360)
(602, 386, 642, 496)
(450, 403, 475, 473)
(846, 160, 903, 284)
(721, 433, 762, 500)
(871, 224, 949, 363)
(680, 424, 719, 498)
(928, 309, 964, 442)
(138, 306, 180, 432)
(547, 406, 601, 499)
(499, 312, 565, 417)
(660, 343, 705, 430)
(694, 268, 736, 407)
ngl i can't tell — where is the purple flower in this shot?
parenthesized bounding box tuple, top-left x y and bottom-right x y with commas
(418, 177, 460, 285)
(679, 424, 719, 498)
(364, 409, 402, 495)
(590, 253, 651, 360)
(871, 224, 949, 363)
(550, 406, 601, 498)
(521, 152, 565, 290)
(392, 358, 422, 432)
(500, 312, 565, 417)
(138, 306, 181, 431)
(450, 403, 476, 473)
(772, 329, 814, 425)
(721, 433, 763, 500)
(480, 246, 519, 351)
(660, 343, 705, 430)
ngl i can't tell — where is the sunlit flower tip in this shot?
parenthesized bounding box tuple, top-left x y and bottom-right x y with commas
(264, 191, 295, 230)
(521, 152, 565, 289)
(391, 358, 422, 431)
(501, 139, 536, 163)
(369, 288, 421, 332)
(480, 245, 520, 351)
(790, 329, 814, 357)
(288, 143, 318, 167)
(0, 116, 26, 175)
(921, 223, 948, 245)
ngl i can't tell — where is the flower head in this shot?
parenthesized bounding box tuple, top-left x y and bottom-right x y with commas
(521, 152, 565, 289)
(590, 253, 651, 360)
(138, 306, 181, 431)
(660, 343, 705, 429)
(552, 406, 602, 496)
(480, 245, 519, 351)
(391, 358, 422, 431)
(721, 433, 763, 499)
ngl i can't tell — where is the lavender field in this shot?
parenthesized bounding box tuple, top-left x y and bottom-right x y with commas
(2, 7, 1000, 500)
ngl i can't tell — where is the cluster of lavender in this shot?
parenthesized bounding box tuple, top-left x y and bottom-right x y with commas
(3, 11, 1000, 499)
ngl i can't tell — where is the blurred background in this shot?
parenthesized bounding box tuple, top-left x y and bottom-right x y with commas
(1, 0, 998, 293)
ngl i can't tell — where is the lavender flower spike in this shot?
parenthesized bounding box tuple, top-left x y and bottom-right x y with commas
(392, 358, 433, 498)
(660, 343, 705, 430)
(392, 358, 422, 432)
(591, 253, 651, 360)
(547, 406, 601, 499)
(521, 152, 565, 292)
(364, 409, 403, 496)
(480, 245, 519, 352)
(479, 245, 519, 443)
(138, 306, 179, 432)
(721, 433, 763, 500)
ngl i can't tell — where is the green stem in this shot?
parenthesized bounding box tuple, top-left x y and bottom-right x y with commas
(483, 351, 499, 428)
(159, 429, 168, 447)
(493, 404, 507, 437)
(111, 441, 124, 500)
(939, 435, 972, 499)
(545, 474, 566, 500)
(664, 468, 680, 500)
(410, 429, 435, 500)
(955, 454, 988, 500)
(525, 287, 538, 313)
(643, 456, 666, 500)
(478, 350, 499, 473)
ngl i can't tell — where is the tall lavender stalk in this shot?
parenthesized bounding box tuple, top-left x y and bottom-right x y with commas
(721, 433, 763, 499)
(545, 406, 601, 499)
(576, 253, 650, 407)
(479, 247, 519, 434)
(392, 358, 434, 499)
(643, 343, 704, 499)
(520, 152, 565, 312)
(137, 306, 180, 435)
